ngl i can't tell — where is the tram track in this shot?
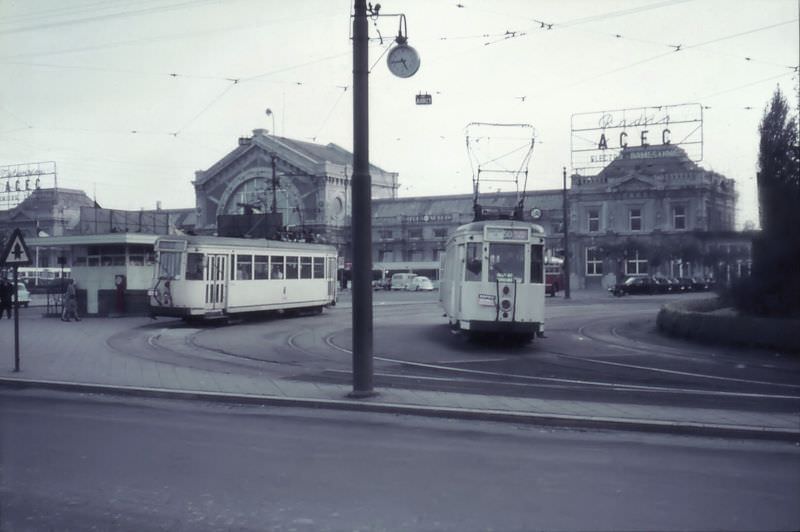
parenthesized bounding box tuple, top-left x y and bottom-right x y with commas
(319, 331, 800, 403)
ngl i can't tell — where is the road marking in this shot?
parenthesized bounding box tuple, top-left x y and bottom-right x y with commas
(552, 352, 800, 390)
(434, 358, 508, 365)
(322, 336, 800, 401)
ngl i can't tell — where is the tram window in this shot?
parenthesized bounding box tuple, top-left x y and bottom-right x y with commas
(158, 251, 182, 279)
(313, 257, 324, 278)
(186, 253, 205, 280)
(254, 255, 269, 280)
(465, 242, 482, 281)
(286, 256, 299, 279)
(300, 257, 312, 279)
(236, 255, 253, 280)
(271, 256, 285, 279)
(530, 244, 544, 284)
(489, 243, 524, 282)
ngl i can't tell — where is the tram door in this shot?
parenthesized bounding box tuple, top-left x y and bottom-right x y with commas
(205, 254, 227, 311)
(327, 256, 337, 301)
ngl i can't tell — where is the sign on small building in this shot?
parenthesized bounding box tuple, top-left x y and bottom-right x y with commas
(415, 93, 432, 105)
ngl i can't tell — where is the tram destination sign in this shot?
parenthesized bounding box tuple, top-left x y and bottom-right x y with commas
(485, 227, 529, 242)
(570, 103, 703, 174)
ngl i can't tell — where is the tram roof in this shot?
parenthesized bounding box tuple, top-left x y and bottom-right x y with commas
(158, 234, 337, 252)
(453, 219, 545, 236)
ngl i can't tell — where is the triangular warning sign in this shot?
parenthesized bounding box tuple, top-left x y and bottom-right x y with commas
(1, 228, 33, 266)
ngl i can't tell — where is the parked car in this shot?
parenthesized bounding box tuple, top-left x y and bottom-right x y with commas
(407, 275, 434, 291)
(390, 273, 416, 291)
(691, 276, 709, 291)
(609, 276, 657, 296)
(651, 276, 671, 294)
(15, 282, 30, 307)
(677, 278, 694, 292)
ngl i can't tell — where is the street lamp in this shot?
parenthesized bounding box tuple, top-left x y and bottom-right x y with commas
(265, 108, 275, 136)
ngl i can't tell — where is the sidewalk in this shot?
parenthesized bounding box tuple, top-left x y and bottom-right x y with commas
(1, 314, 798, 441)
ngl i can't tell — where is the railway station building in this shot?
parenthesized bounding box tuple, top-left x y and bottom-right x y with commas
(4, 133, 753, 314)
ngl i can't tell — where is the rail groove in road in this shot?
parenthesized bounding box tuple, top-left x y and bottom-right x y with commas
(321, 333, 800, 402)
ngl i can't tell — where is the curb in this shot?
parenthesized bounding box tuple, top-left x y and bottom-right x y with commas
(2, 377, 798, 442)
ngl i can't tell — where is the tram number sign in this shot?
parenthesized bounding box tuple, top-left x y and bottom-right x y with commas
(485, 227, 529, 242)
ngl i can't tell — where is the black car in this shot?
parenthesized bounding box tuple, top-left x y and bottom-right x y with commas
(651, 276, 672, 294)
(609, 276, 657, 296)
(690, 276, 709, 291)
(677, 277, 694, 292)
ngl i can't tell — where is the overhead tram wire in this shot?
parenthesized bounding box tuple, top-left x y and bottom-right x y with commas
(0, 0, 222, 37)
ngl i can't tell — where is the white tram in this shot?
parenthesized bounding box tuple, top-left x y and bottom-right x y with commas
(439, 219, 546, 342)
(148, 235, 338, 319)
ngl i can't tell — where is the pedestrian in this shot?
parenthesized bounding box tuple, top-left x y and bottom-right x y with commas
(61, 280, 81, 322)
(0, 278, 12, 319)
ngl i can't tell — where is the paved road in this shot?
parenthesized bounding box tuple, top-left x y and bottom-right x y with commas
(2, 389, 798, 532)
(121, 289, 799, 415)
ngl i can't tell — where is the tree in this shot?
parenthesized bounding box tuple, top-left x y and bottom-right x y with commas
(757, 87, 800, 237)
(740, 86, 800, 316)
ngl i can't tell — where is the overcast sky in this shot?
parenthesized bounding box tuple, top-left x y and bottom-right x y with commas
(1, 0, 797, 227)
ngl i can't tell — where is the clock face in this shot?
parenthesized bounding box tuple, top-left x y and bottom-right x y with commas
(387, 44, 420, 78)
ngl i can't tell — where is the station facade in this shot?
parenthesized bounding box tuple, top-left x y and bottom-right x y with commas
(2, 133, 752, 315)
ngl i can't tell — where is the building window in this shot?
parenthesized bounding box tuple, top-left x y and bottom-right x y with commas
(629, 208, 642, 231)
(379, 230, 393, 239)
(433, 228, 447, 238)
(433, 248, 444, 261)
(586, 247, 603, 276)
(673, 205, 686, 230)
(378, 249, 394, 262)
(408, 228, 422, 239)
(408, 249, 423, 261)
(625, 250, 648, 275)
(587, 209, 600, 232)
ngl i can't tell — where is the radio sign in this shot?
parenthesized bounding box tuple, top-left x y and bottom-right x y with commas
(570, 103, 703, 174)
(485, 227, 529, 242)
(415, 93, 432, 105)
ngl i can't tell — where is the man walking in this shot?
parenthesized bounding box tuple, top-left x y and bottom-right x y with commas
(61, 280, 80, 322)
(0, 278, 12, 319)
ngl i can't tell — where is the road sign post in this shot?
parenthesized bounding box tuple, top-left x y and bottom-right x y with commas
(1, 228, 33, 371)
(12, 265, 20, 371)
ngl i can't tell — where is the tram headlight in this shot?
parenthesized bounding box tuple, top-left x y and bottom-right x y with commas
(502, 286, 510, 295)
(501, 299, 511, 310)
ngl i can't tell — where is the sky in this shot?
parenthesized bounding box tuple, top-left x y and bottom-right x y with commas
(1, 0, 798, 228)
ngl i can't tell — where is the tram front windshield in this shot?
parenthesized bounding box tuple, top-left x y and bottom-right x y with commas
(488, 243, 525, 282)
(158, 251, 182, 279)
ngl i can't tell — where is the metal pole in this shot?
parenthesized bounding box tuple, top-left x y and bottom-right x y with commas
(13, 265, 20, 371)
(271, 155, 278, 215)
(350, 0, 374, 397)
(562, 166, 571, 299)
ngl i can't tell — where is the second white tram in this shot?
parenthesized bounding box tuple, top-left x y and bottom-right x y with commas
(439, 219, 546, 341)
(149, 235, 338, 319)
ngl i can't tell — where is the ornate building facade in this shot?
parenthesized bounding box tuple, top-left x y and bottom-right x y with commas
(192, 129, 399, 250)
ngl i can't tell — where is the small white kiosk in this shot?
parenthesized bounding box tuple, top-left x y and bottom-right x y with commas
(28, 233, 159, 315)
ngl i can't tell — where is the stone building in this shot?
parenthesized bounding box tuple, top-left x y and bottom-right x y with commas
(370, 144, 749, 288)
(192, 129, 399, 250)
(568, 144, 741, 288)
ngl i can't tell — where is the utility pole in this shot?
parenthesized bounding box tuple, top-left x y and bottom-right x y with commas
(271, 155, 278, 215)
(562, 166, 571, 299)
(350, 0, 374, 397)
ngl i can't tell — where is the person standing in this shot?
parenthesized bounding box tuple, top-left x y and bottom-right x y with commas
(61, 280, 80, 322)
(0, 278, 12, 319)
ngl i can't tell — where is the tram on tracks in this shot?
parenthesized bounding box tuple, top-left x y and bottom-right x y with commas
(439, 218, 546, 342)
(148, 235, 338, 320)
(439, 121, 545, 342)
